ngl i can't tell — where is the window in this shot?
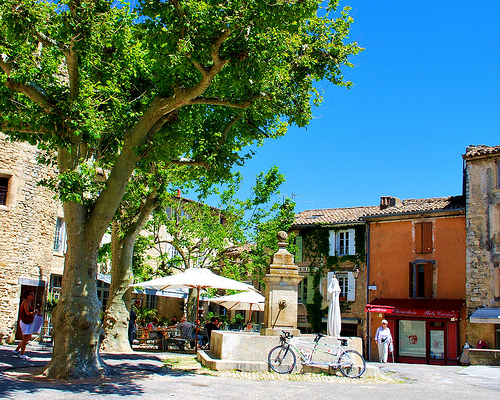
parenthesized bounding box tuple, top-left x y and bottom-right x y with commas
(415, 222, 432, 254)
(409, 261, 433, 298)
(329, 229, 355, 256)
(497, 161, 500, 189)
(50, 274, 63, 299)
(337, 273, 349, 299)
(295, 236, 303, 263)
(327, 271, 355, 301)
(399, 320, 426, 357)
(0, 177, 8, 206)
(145, 294, 157, 309)
(97, 279, 110, 311)
(298, 276, 308, 303)
(53, 218, 67, 253)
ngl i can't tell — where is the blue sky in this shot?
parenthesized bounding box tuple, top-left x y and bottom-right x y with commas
(223, 1, 500, 213)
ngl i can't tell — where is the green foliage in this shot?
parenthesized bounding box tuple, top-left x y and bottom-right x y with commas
(45, 293, 58, 316)
(132, 235, 156, 282)
(300, 225, 364, 329)
(137, 166, 294, 287)
(231, 313, 245, 325)
(136, 308, 157, 327)
(306, 280, 326, 333)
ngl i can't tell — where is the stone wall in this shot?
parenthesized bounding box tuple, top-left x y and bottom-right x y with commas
(464, 150, 500, 346)
(0, 133, 63, 341)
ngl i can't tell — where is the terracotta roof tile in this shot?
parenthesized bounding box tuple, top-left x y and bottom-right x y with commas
(293, 196, 464, 227)
(463, 145, 500, 159)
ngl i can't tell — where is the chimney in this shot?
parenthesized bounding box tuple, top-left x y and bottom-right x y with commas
(380, 196, 402, 209)
(177, 189, 181, 198)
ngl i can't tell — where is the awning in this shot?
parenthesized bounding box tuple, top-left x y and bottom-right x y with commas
(469, 308, 500, 324)
(365, 298, 464, 319)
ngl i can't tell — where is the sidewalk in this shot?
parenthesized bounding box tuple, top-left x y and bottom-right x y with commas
(371, 359, 500, 382)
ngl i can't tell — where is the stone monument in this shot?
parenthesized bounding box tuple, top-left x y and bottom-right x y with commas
(260, 231, 303, 336)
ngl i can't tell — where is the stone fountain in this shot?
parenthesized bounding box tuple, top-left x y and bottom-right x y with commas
(197, 232, 374, 375)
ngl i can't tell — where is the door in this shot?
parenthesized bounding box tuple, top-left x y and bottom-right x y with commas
(429, 328, 446, 365)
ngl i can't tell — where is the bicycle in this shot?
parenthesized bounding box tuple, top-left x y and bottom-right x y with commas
(268, 331, 366, 378)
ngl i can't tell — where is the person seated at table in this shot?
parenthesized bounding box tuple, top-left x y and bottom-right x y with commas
(170, 315, 178, 326)
(175, 316, 195, 338)
(204, 317, 221, 343)
(147, 317, 163, 339)
(175, 316, 204, 346)
(244, 321, 253, 332)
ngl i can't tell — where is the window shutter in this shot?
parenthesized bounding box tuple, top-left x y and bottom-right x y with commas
(329, 231, 336, 256)
(425, 262, 433, 298)
(415, 223, 423, 253)
(348, 229, 356, 255)
(422, 222, 432, 253)
(409, 263, 415, 298)
(327, 271, 334, 300)
(347, 271, 355, 301)
(295, 236, 303, 263)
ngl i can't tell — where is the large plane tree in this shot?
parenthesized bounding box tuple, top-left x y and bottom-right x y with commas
(0, 0, 361, 378)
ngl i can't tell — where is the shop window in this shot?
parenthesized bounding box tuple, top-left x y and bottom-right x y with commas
(329, 229, 355, 256)
(295, 235, 303, 263)
(0, 176, 9, 206)
(409, 261, 433, 298)
(399, 320, 426, 357)
(415, 222, 432, 253)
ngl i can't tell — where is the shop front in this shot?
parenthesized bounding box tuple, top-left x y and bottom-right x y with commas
(366, 298, 464, 365)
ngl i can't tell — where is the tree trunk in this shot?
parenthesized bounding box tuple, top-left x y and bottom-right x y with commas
(43, 205, 110, 378)
(100, 223, 135, 353)
(101, 194, 159, 353)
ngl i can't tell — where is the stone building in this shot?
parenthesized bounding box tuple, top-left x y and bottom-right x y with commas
(0, 132, 64, 341)
(463, 145, 500, 349)
(291, 206, 369, 339)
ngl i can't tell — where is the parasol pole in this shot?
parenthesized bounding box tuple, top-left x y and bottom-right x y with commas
(195, 286, 200, 350)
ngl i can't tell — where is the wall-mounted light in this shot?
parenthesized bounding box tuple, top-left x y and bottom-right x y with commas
(353, 265, 360, 279)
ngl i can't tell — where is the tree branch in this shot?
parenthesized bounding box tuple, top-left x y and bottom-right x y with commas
(0, 53, 14, 76)
(34, 26, 79, 99)
(169, 158, 211, 169)
(189, 94, 263, 109)
(3, 79, 54, 113)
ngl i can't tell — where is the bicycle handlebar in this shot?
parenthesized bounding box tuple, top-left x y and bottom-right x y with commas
(314, 332, 324, 343)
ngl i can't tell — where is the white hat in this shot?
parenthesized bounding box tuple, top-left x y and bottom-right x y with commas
(381, 319, 388, 324)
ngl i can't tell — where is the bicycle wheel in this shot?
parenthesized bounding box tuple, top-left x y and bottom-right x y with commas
(268, 345, 296, 373)
(338, 350, 366, 378)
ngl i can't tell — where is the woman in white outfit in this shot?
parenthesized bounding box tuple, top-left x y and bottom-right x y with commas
(375, 319, 393, 363)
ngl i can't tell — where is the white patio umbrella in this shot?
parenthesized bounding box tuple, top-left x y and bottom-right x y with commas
(210, 291, 265, 312)
(327, 275, 342, 337)
(131, 268, 256, 348)
(210, 291, 265, 322)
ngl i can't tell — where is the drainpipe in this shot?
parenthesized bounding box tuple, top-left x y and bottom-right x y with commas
(366, 223, 371, 361)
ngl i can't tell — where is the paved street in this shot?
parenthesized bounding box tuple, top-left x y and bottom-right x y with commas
(1, 344, 499, 400)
